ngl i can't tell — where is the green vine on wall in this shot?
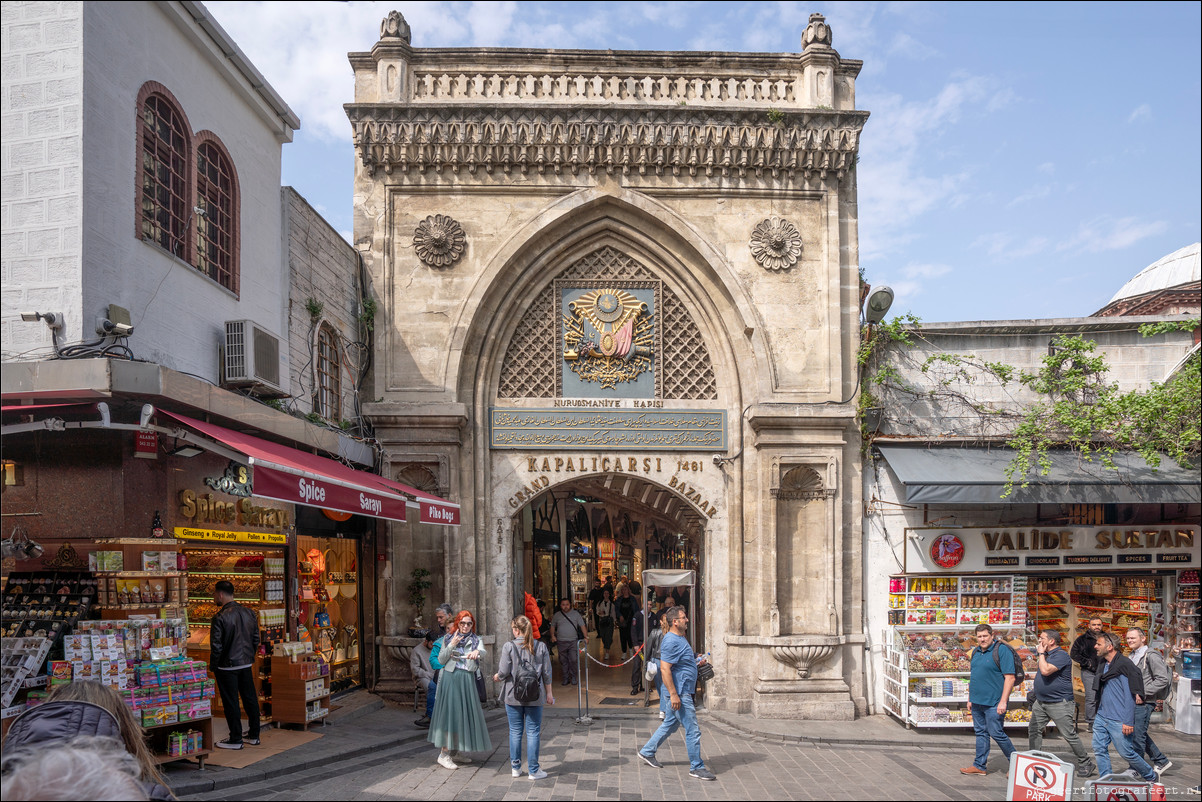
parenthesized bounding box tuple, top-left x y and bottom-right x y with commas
(860, 317, 1201, 497)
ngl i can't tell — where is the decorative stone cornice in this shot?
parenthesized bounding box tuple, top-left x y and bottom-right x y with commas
(346, 105, 868, 180)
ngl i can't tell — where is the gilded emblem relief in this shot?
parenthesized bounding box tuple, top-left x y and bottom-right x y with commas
(557, 280, 660, 397)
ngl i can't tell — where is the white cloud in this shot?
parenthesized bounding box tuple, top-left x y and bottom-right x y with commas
(901, 262, 952, 280)
(1127, 104, 1151, 124)
(1006, 183, 1053, 208)
(858, 74, 998, 261)
(1037, 161, 1055, 175)
(888, 31, 938, 60)
(1056, 216, 1169, 254)
(970, 232, 1049, 260)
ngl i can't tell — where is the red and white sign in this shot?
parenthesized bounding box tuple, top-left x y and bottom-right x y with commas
(419, 499, 459, 526)
(134, 431, 158, 459)
(253, 465, 409, 523)
(1007, 751, 1072, 801)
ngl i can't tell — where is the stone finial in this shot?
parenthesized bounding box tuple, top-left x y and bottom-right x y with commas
(380, 11, 411, 43)
(802, 13, 833, 50)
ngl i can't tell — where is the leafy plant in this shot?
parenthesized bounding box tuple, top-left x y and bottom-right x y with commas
(304, 298, 324, 321)
(358, 296, 378, 333)
(407, 568, 432, 615)
(766, 108, 785, 125)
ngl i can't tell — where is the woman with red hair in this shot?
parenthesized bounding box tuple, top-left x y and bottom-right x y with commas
(428, 609, 492, 769)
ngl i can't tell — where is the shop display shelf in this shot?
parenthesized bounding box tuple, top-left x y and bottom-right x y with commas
(187, 571, 264, 577)
(906, 719, 1048, 729)
(94, 538, 181, 546)
(96, 571, 183, 577)
(907, 671, 969, 678)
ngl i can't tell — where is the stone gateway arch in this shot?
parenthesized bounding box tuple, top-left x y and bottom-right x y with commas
(353, 11, 869, 719)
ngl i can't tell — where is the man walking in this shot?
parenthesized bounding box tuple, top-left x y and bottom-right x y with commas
(1125, 627, 1173, 778)
(210, 579, 261, 750)
(636, 606, 716, 781)
(550, 597, 587, 686)
(960, 624, 1016, 776)
(1071, 617, 1104, 729)
(411, 630, 437, 728)
(1029, 630, 1095, 777)
(1091, 632, 1156, 782)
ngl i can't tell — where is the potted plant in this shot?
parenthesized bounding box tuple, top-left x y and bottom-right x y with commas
(407, 568, 432, 637)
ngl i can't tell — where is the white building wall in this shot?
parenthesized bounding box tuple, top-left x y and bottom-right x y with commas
(860, 319, 1198, 713)
(78, 1, 289, 383)
(1, 0, 84, 356)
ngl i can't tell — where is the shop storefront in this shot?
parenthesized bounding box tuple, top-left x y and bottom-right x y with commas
(883, 523, 1200, 731)
(1, 398, 458, 751)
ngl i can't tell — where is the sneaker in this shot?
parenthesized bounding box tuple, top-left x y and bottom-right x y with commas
(528, 769, 548, 780)
(216, 738, 243, 750)
(511, 767, 522, 778)
(449, 752, 472, 765)
(415, 716, 431, 728)
(960, 766, 987, 776)
(437, 752, 458, 770)
(690, 768, 717, 781)
(1155, 761, 1172, 778)
(638, 752, 663, 769)
(243, 736, 260, 746)
(1117, 769, 1139, 779)
(1078, 763, 1096, 779)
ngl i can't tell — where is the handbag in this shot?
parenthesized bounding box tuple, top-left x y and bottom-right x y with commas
(644, 658, 659, 683)
(697, 661, 715, 683)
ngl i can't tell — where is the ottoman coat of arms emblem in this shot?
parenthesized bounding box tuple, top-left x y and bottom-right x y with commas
(562, 287, 654, 389)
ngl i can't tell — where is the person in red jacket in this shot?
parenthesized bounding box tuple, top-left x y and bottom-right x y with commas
(524, 592, 543, 638)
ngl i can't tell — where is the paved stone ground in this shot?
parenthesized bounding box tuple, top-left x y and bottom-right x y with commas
(171, 696, 1201, 801)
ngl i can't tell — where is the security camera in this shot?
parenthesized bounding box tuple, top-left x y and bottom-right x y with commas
(139, 404, 155, 428)
(712, 454, 724, 466)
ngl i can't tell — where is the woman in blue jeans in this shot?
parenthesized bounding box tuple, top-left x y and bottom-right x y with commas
(494, 615, 555, 779)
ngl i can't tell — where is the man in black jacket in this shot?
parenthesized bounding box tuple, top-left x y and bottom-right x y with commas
(211, 579, 261, 749)
(1070, 617, 1104, 729)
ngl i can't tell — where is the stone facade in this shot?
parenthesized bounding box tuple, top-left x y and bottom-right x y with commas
(350, 12, 869, 719)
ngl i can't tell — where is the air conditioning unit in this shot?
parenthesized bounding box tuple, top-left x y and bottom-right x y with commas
(223, 320, 282, 394)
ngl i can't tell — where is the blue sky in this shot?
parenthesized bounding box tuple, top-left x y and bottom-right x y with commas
(206, 1, 1201, 323)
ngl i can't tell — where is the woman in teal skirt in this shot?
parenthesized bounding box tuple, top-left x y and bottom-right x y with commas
(428, 609, 492, 769)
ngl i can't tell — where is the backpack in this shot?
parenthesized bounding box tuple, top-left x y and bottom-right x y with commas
(975, 641, 1028, 687)
(512, 642, 543, 704)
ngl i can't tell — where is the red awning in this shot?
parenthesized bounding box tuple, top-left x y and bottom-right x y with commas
(1, 403, 93, 414)
(159, 410, 459, 525)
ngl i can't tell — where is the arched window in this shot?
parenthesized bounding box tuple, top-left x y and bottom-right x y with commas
(137, 88, 190, 257)
(316, 325, 341, 421)
(195, 136, 239, 292)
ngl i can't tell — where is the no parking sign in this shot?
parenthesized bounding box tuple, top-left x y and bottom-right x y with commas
(1007, 750, 1074, 801)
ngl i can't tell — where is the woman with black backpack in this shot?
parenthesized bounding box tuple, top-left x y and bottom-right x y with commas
(494, 615, 555, 780)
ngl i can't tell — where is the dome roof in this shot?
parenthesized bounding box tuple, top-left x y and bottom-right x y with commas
(1107, 242, 1200, 304)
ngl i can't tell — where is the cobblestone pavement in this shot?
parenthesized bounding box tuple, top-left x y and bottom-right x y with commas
(177, 706, 1201, 801)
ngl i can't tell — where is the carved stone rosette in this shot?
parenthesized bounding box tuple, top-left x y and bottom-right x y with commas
(771, 643, 836, 678)
(413, 214, 465, 268)
(749, 217, 802, 271)
(380, 11, 411, 42)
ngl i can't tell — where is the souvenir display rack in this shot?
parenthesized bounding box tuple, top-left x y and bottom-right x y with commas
(297, 537, 360, 694)
(270, 651, 329, 730)
(887, 575, 1027, 627)
(1173, 570, 1199, 653)
(884, 625, 1041, 729)
(92, 538, 186, 618)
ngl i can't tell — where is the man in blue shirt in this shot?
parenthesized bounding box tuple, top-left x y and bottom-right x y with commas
(1028, 630, 1095, 776)
(961, 624, 1016, 776)
(636, 606, 715, 781)
(1092, 632, 1155, 781)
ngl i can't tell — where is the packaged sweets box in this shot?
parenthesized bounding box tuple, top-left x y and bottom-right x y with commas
(140, 704, 178, 727)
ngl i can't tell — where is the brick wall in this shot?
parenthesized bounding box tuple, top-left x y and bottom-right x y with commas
(1, 0, 83, 354)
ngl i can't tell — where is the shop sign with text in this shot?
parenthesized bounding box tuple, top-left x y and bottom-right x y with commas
(173, 527, 287, 545)
(907, 525, 1200, 573)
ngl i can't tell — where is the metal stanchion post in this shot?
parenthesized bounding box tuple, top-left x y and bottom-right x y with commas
(576, 639, 593, 725)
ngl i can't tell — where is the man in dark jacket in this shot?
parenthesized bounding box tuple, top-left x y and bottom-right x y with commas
(1091, 632, 1155, 781)
(211, 579, 261, 750)
(1070, 617, 1104, 728)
